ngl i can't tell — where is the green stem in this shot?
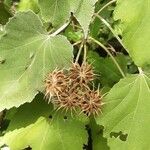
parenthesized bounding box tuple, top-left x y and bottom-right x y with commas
(96, 0, 116, 14)
(73, 40, 81, 46)
(50, 21, 70, 36)
(83, 43, 87, 63)
(89, 37, 126, 78)
(75, 40, 84, 63)
(94, 14, 129, 53)
(138, 67, 143, 74)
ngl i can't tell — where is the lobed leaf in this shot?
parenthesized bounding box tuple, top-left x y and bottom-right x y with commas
(96, 73, 150, 150)
(0, 11, 73, 111)
(39, 0, 98, 37)
(0, 95, 88, 150)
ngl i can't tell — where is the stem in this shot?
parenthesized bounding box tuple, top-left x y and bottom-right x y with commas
(138, 67, 143, 74)
(73, 40, 82, 46)
(50, 21, 70, 37)
(89, 37, 126, 78)
(96, 0, 116, 14)
(108, 44, 117, 53)
(83, 43, 87, 63)
(94, 14, 129, 53)
(75, 40, 84, 63)
(71, 23, 82, 29)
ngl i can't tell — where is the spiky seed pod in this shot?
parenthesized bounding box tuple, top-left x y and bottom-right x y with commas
(80, 89, 102, 116)
(45, 69, 67, 103)
(45, 62, 102, 116)
(56, 87, 80, 113)
(69, 62, 94, 87)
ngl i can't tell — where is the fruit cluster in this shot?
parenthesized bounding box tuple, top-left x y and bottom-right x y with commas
(45, 62, 102, 116)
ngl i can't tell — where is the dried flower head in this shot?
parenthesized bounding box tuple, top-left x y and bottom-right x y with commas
(80, 89, 102, 116)
(45, 69, 67, 102)
(69, 62, 94, 86)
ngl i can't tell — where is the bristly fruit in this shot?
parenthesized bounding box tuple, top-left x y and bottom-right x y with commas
(45, 62, 102, 117)
(69, 62, 94, 87)
(80, 89, 102, 116)
(45, 69, 67, 103)
(55, 87, 79, 113)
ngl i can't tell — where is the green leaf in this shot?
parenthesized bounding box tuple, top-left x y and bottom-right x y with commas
(0, 117, 88, 150)
(17, 0, 39, 13)
(38, 0, 98, 37)
(0, 25, 4, 37)
(0, 11, 73, 111)
(0, 95, 88, 150)
(90, 118, 109, 150)
(114, 0, 150, 67)
(4, 0, 12, 7)
(6, 93, 52, 131)
(96, 73, 150, 150)
(64, 26, 83, 42)
(87, 51, 128, 86)
(90, 0, 114, 39)
(0, 2, 12, 25)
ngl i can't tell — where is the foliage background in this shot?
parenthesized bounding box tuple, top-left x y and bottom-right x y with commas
(0, 0, 149, 149)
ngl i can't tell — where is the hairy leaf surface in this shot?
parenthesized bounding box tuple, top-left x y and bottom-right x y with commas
(39, 0, 97, 37)
(0, 11, 73, 111)
(0, 95, 88, 150)
(17, 0, 39, 13)
(96, 73, 150, 150)
(114, 0, 150, 67)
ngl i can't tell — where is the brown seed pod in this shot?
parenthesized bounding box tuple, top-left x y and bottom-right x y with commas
(80, 89, 102, 116)
(44, 62, 103, 117)
(69, 62, 94, 87)
(56, 87, 80, 113)
(45, 69, 67, 103)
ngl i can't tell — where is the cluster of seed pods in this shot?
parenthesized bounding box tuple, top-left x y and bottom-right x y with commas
(45, 62, 102, 116)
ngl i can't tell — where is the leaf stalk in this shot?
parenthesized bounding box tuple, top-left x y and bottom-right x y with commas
(89, 36, 126, 78)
